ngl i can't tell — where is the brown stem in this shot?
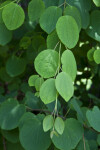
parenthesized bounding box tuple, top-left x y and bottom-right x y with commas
(26, 106, 65, 119)
(27, 107, 100, 134)
(26, 107, 51, 114)
(84, 124, 100, 134)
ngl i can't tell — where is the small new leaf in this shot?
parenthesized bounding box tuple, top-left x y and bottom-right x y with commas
(28, 75, 39, 87)
(54, 117, 65, 135)
(93, 49, 100, 64)
(50, 130, 59, 139)
(43, 115, 54, 132)
(35, 77, 44, 91)
(87, 48, 95, 61)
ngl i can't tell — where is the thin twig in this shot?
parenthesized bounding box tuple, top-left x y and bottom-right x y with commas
(17, 0, 21, 4)
(54, 42, 61, 78)
(58, 2, 65, 8)
(64, 0, 66, 10)
(26, 106, 65, 119)
(84, 124, 100, 134)
(83, 134, 86, 150)
(64, 108, 71, 118)
(58, 0, 71, 9)
(26, 106, 51, 114)
(0, 0, 22, 10)
(54, 41, 60, 50)
(2, 137, 6, 150)
(0, 0, 17, 10)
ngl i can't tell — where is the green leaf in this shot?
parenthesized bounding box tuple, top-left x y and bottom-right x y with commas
(54, 117, 65, 135)
(47, 30, 59, 50)
(97, 134, 100, 146)
(25, 91, 40, 109)
(34, 49, 59, 78)
(50, 130, 59, 139)
(6, 56, 26, 77)
(6, 141, 24, 150)
(61, 50, 77, 81)
(0, 23, 12, 46)
(93, 49, 100, 64)
(0, 99, 25, 130)
(55, 72, 74, 102)
(35, 77, 44, 91)
(28, 0, 45, 22)
(1, 128, 19, 143)
(2, 3, 25, 30)
(46, 101, 61, 112)
(88, 140, 98, 150)
(0, 92, 5, 100)
(19, 118, 51, 150)
(35, 92, 40, 97)
(93, 0, 100, 7)
(28, 75, 39, 87)
(0, 10, 3, 24)
(0, 1, 11, 23)
(76, 139, 90, 150)
(56, 16, 79, 49)
(19, 112, 36, 129)
(43, 0, 58, 8)
(0, 67, 13, 83)
(43, 115, 54, 132)
(64, 6, 82, 31)
(86, 10, 100, 42)
(32, 35, 46, 51)
(20, 82, 31, 93)
(87, 48, 95, 61)
(40, 6, 62, 34)
(19, 36, 31, 49)
(40, 78, 57, 104)
(52, 118, 84, 150)
(37, 114, 45, 121)
(0, 12, 3, 23)
(70, 98, 85, 123)
(66, 0, 91, 29)
(86, 106, 100, 132)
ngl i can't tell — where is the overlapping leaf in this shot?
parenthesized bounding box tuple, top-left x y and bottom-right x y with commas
(19, 118, 51, 150)
(52, 118, 84, 150)
(56, 16, 79, 49)
(2, 3, 25, 30)
(86, 10, 100, 42)
(34, 49, 59, 78)
(0, 99, 25, 130)
(55, 72, 74, 102)
(40, 6, 62, 34)
(40, 78, 57, 104)
(28, 0, 45, 22)
(61, 50, 77, 81)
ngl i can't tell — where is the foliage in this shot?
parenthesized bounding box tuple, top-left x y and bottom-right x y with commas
(0, 0, 100, 150)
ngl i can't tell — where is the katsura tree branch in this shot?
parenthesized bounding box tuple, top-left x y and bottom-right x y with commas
(26, 106, 65, 119)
